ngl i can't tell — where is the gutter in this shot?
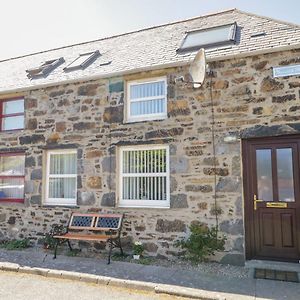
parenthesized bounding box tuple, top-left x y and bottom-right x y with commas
(0, 43, 300, 96)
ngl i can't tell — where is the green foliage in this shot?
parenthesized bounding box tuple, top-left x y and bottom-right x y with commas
(42, 224, 65, 250)
(132, 241, 144, 255)
(41, 234, 56, 250)
(112, 252, 129, 261)
(0, 239, 30, 250)
(135, 257, 155, 265)
(66, 249, 81, 257)
(175, 224, 226, 263)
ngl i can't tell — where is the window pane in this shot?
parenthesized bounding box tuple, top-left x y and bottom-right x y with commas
(0, 178, 24, 199)
(130, 81, 165, 99)
(123, 149, 166, 174)
(50, 153, 76, 174)
(65, 51, 99, 70)
(256, 149, 273, 202)
(130, 98, 165, 116)
(71, 54, 91, 66)
(48, 178, 76, 199)
(0, 155, 25, 176)
(122, 148, 167, 202)
(123, 176, 166, 201)
(3, 99, 24, 114)
(128, 80, 166, 120)
(276, 148, 295, 202)
(181, 24, 235, 50)
(2, 115, 24, 130)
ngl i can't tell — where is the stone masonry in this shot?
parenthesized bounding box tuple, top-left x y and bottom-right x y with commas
(0, 48, 300, 264)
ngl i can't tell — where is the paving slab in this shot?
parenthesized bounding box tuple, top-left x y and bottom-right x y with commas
(255, 278, 300, 300)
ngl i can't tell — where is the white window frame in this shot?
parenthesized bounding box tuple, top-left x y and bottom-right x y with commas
(45, 149, 77, 206)
(118, 144, 170, 208)
(126, 76, 168, 123)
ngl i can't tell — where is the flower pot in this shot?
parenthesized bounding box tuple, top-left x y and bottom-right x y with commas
(133, 254, 140, 260)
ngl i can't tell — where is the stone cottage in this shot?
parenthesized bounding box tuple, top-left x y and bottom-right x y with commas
(0, 9, 300, 265)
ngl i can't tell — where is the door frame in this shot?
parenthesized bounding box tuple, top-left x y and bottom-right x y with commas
(242, 134, 300, 261)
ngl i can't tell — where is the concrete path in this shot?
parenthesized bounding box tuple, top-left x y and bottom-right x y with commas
(0, 248, 299, 300)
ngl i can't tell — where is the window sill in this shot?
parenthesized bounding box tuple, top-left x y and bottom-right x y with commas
(118, 205, 170, 209)
(42, 204, 79, 209)
(0, 128, 25, 133)
(0, 199, 24, 205)
(125, 115, 167, 124)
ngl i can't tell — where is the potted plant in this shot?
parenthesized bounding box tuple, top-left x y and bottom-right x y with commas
(132, 241, 144, 259)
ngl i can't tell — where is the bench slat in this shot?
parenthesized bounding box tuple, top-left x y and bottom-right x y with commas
(53, 233, 116, 241)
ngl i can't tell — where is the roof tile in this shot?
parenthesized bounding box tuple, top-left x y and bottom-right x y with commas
(0, 9, 299, 93)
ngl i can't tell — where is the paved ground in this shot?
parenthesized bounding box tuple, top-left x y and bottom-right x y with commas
(0, 248, 299, 300)
(0, 271, 184, 300)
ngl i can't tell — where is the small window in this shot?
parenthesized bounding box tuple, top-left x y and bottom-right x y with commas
(119, 145, 170, 208)
(45, 150, 77, 206)
(64, 50, 100, 72)
(0, 98, 24, 131)
(0, 152, 25, 203)
(26, 57, 65, 79)
(126, 77, 167, 122)
(179, 23, 237, 52)
(273, 64, 300, 78)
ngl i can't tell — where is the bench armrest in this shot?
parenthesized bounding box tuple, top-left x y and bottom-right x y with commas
(50, 224, 68, 237)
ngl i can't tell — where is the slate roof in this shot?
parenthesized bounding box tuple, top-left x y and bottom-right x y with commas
(0, 9, 299, 94)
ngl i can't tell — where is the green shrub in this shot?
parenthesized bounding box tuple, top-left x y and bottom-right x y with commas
(175, 224, 226, 263)
(0, 239, 30, 250)
(132, 241, 144, 255)
(41, 224, 65, 250)
(41, 234, 57, 250)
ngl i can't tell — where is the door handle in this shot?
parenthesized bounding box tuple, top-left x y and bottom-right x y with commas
(254, 194, 263, 211)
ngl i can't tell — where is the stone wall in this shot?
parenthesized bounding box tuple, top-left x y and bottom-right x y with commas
(0, 48, 300, 264)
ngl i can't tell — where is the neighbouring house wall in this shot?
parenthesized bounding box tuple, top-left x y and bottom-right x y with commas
(0, 48, 299, 264)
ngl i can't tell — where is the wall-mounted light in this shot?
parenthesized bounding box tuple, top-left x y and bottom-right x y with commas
(223, 134, 239, 143)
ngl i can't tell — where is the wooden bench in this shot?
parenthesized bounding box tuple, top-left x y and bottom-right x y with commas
(53, 213, 124, 264)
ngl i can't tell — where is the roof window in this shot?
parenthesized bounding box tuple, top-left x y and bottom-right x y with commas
(26, 57, 64, 79)
(64, 50, 100, 72)
(178, 23, 237, 52)
(250, 32, 266, 38)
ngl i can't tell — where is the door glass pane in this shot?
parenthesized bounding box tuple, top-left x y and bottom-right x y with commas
(276, 148, 295, 202)
(256, 149, 273, 202)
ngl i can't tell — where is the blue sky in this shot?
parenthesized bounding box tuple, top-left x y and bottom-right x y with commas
(1, 0, 299, 60)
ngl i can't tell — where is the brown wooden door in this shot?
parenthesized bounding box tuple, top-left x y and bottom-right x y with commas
(243, 136, 300, 262)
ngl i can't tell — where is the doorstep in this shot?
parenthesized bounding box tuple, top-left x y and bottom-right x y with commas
(245, 259, 300, 275)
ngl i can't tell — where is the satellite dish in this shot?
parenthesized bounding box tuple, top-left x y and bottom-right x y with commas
(189, 48, 206, 88)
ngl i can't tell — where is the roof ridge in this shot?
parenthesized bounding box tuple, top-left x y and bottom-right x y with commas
(235, 9, 300, 28)
(0, 8, 236, 63)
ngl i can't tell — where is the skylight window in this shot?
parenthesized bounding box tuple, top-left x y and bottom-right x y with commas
(64, 50, 100, 72)
(179, 23, 237, 52)
(26, 57, 64, 79)
(250, 32, 266, 38)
